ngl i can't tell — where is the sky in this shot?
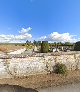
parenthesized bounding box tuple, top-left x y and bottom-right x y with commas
(0, 0, 80, 43)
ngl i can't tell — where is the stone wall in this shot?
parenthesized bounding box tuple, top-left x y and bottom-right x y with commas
(0, 53, 80, 78)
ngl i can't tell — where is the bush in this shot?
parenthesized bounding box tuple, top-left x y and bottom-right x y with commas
(21, 44, 25, 46)
(53, 63, 67, 74)
(41, 41, 49, 53)
(74, 41, 80, 51)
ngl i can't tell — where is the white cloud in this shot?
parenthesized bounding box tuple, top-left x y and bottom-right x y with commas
(19, 27, 32, 34)
(39, 32, 77, 43)
(0, 27, 32, 43)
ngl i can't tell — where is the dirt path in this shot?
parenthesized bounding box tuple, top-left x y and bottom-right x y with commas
(0, 70, 80, 89)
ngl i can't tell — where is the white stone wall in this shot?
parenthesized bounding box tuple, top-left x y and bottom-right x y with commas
(8, 48, 26, 55)
(8, 58, 46, 76)
(0, 53, 80, 78)
(6, 54, 80, 76)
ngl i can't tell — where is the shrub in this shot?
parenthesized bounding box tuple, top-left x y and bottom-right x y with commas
(53, 63, 67, 74)
(41, 41, 49, 53)
(21, 44, 25, 46)
(74, 41, 80, 51)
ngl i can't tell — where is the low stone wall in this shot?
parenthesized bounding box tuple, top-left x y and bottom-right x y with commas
(0, 52, 80, 78)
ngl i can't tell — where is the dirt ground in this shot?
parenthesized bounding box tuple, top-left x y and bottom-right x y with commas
(0, 44, 25, 53)
(0, 70, 80, 89)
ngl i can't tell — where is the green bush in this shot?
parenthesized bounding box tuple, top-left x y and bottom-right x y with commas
(53, 63, 67, 74)
(74, 41, 80, 51)
(41, 41, 49, 53)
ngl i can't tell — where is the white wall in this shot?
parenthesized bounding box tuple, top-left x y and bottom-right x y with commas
(0, 53, 80, 78)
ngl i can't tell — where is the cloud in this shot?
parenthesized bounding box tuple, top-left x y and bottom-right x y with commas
(0, 27, 32, 43)
(39, 32, 77, 43)
(19, 27, 32, 34)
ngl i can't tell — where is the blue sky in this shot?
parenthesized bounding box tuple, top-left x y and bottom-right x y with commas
(0, 0, 80, 43)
